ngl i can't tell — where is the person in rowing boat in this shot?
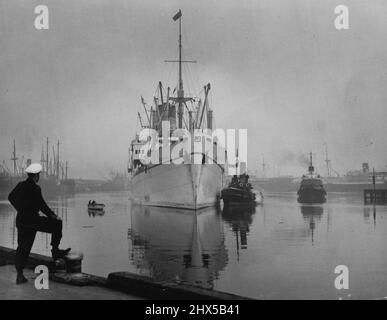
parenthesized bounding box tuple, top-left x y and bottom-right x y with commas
(8, 163, 71, 284)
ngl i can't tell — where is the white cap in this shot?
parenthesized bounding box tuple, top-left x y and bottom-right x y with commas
(25, 163, 43, 174)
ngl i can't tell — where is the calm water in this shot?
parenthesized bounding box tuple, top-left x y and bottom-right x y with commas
(1, 191, 387, 299)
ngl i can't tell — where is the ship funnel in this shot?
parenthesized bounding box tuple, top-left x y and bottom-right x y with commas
(308, 152, 314, 174)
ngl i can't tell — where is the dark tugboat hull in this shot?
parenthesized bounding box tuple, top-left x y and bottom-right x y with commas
(221, 187, 256, 206)
(297, 188, 326, 204)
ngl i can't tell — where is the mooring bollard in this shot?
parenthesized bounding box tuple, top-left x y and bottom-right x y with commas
(64, 251, 84, 273)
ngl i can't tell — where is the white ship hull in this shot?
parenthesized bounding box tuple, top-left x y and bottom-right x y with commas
(130, 163, 224, 210)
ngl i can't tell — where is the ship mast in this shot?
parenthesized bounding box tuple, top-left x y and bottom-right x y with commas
(11, 139, 18, 176)
(166, 10, 196, 129)
(40, 146, 45, 169)
(324, 143, 331, 177)
(177, 9, 183, 129)
(57, 140, 60, 180)
(178, 11, 183, 95)
(46, 137, 49, 174)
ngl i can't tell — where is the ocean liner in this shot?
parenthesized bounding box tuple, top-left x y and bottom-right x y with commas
(128, 10, 225, 209)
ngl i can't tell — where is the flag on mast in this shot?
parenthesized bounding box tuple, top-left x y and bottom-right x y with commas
(173, 10, 182, 21)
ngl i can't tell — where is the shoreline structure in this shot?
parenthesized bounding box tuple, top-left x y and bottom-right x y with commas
(0, 246, 249, 300)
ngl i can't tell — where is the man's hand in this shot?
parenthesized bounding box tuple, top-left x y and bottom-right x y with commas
(50, 214, 61, 221)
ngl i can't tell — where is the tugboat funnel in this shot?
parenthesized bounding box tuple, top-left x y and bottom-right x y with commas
(308, 152, 314, 174)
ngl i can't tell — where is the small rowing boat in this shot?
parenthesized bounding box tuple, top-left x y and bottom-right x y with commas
(87, 201, 105, 211)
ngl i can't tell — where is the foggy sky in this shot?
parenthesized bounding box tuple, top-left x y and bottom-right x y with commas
(1, 0, 387, 179)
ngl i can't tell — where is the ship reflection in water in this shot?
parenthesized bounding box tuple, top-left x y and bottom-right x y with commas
(363, 206, 377, 227)
(221, 204, 256, 257)
(300, 205, 324, 244)
(128, 205, 228, 289)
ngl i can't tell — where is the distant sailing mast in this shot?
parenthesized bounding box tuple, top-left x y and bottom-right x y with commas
(261, 154, 266, 178)
(46, 137, 49, 174)
(323, 143, 340, 177)
(65, 161, 68, 180)
(39, 137, 50, 175)
(11, 139, 18, 176)
(324, 143, 331, 177)
(56, 140, 60, 180)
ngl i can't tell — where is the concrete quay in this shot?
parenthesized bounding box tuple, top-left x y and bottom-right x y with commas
(0, 246, 249, 300)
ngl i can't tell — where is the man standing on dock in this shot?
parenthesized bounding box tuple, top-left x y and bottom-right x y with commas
(8, 163, 70, 284)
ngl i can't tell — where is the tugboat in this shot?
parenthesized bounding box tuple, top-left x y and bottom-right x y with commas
(297, 153, 326, 203)
(221, 174, 263, 206)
